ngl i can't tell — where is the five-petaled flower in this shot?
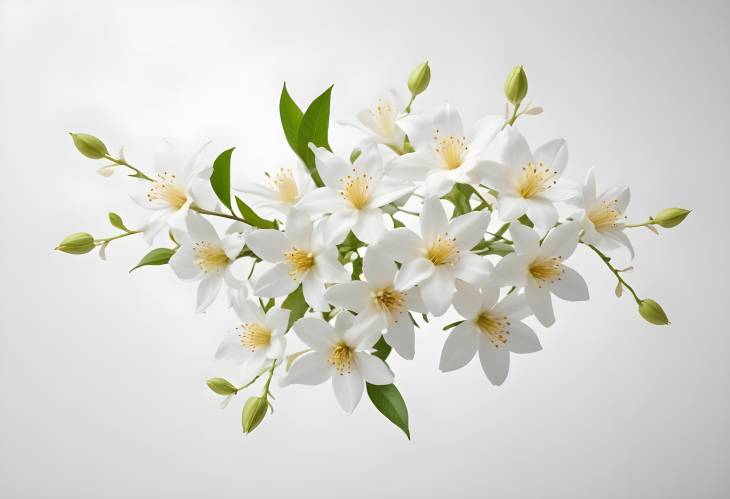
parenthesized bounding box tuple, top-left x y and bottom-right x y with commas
(234, 161, 315, 219)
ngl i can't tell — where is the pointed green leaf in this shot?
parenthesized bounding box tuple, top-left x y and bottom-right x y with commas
(367, 383, 410, 439)
(210, 147, 235, 212)
(234, 196, 277, 229)
(281, 285, 308, 328)
(372, 336, 392, 361)
(108, 212, 129, 232)
(280, 83, 304, 152)
(130, 248, 176, 272)
(296, 85, 333, 187)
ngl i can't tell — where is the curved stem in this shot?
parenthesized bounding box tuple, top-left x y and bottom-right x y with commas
(95, 230, 141, 245)
(103, 154, 153, 181)
(192, 206, 248, 224)
(586, 243, 641, 303)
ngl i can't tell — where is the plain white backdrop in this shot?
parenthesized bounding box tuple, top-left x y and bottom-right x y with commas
(1, 1, 728, 497)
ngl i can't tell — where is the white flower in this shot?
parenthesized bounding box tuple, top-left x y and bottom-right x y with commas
(387, 104, 503, 196)
(569, 168, 634, 258)
(169, 215, 247, 312)
(479, 127, 570, 233)
(245, 208, 349, 311)
(298, 145, 414, 244)
(324, 246, 427, 360)
(494, 222, 589, 327)
(234, 162, 315, 219)
(215, 299, 289, 381)
(132, 141, 218, 243)
(283, 311, 393, 413)
(341, 90, 407, 152)
(440, 282, 541, 385)
(378, 197, 492, 316)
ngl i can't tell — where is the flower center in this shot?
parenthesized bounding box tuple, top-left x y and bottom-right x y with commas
(433, 130, 467, 170)
(339, 172, 372, 210)
(284, 247, 315, 277)
(372, 100, 397, 136)
(516, 161, 558, 199)
(272, 168, 299, 204)
(529, 256, 564, 284)
(193, 242, 230, 273)
(476, 311, 511, 348)
(238, 323, 272, 351)
(425, 234, 459, 266)
(372, 286, 406, 319)
(147, 171, 188, 209)
(328, 343, 354, 375)
(588, 197, 625, 232)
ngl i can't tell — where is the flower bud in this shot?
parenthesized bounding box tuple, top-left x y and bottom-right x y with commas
(504, 65, 528, 106)
(70, 133, 108, 159)
(242, 396, 269, 434)
(653, 208, 691, 228)
(55, 232, 95, 255)
(206, 378, 237, 396)
(638, 299, 670, 325)
(407, 61, 431, 96)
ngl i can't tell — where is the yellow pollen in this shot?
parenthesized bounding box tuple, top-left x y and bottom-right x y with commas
(516, 161, 558, 199)
(372, 101, 396, 135)
(284, 248, 315, 278)
(328, 343, 354, 375)
(193, 242, 230, 273)
(433, 130, 467, 170)
(425, 234, 459, 266)
(588, 197, 625, 232)
(339, 170, 372, 210)
(237, 323, 272, 352)
(372, 287, 406, 320)
(476, 311, 511, 348)
(147, 171, 187, 209)
(272, 168, 299, 204)
(529, 256, 564, 285)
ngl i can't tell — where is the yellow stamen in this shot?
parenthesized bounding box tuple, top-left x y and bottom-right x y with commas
(516, 161, 558, 199)
(147, 171, 187, 209)
(328, 343, 354, 375)
(588, 197, 625, 232)
(425, 234, 459, 266)
(284, 248, 315, 278)
(238, 323, 272, 351)
(193, 242, 230, 273)
(372, 100, 396, 136)
(372, 287, 406, 321)
(272, 168, 299, 204)
(476, 311, 512, 348)
(433, 130, 467, 170)
(339, 170, 372, 210)
(529, 256, 563, 285)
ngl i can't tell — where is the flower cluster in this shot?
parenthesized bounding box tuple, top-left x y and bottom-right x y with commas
(58, 63, 690, 437)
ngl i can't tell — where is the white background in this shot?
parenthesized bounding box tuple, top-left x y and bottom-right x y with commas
(1, 1, 728, 497)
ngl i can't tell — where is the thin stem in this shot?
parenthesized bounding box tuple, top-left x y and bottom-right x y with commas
(586, 243, 641, 303)
(391, 204, 418, 216)
(192, 206, 248, 224)
(103, 154, 153, 181)
(487, 222, 512, 243)
(261, 360, 277, 397)
(405, 94, 416, 113)
(502, 102, 521, 130)
(95, 230, 141, 245)
(625, 220, 654, 228)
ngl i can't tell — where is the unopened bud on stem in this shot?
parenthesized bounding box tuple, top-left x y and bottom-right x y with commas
(242, 396, 269, 434)
(70, 133, 108, 159)
(653, 208, 691, 228)
(55, 232, 95, 255)
(408, 61, 431, 97)
(638, 299, 670, 325)
(504, 65, 528, 106)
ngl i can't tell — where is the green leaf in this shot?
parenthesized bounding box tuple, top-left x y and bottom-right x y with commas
(367, 383, 410, 439)
(372, 336, 392, 361)
(108, 212, 129, 232)
(235, 196, 277, 229)
(281, 285, 308, 328)
(210, 147, 235, 212)
(279, 83, 304, 152)
(296, 85, 333, 187)
(130, 247, 176, 272)
(442, 183, 473, 217)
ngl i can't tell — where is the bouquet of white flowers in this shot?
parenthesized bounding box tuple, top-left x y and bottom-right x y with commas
(57, 63, 690, 438)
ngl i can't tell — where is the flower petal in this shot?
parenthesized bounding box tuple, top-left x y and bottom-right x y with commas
(324, 281, 371, 312)
(351, 208, 385, 244)
(532, 139, 568, 174)
(478, 339, 510, 385)
(297, 187, 343, 216)
(439, 322, 479, 371)
(169, 245, 202, 281)
(285, 208, 314, 250)
(420, 197, 448, 242)
(246, 230, 289, 262)
(363, 246, 397, 288)
(498, 127, 532, 170)
(310, 145, 351, 188)
(549, 265, 589, 301)
(384, 313, 415, 360)
(293, 317, 338, 351)
(496, 194, 528, 221)
(526, 279, 555, 327)
(332, 370, 365, 413)
(196, 274, 223, 312)
(386, 151, 439, 181)
(265, 307, 291, 335)
(420, 267, 455, 316)
(453, 252, 493, 286)
(453, 282, 482, 319)
(378, 228, 424, 263)
(448, 211, 490, 250)
(494, 253, 529, 287)
(313, 251, 349, 283)
(302, 272, 329, 311)
(253, 262, 299, 297)
(507, 321, 541, 354)
(539, 221, 580, 260)
(284, 352, 333, 385)
(355, 353, 394, 385)
(395, 257, 434, 290)
(509, 223, 541, 255)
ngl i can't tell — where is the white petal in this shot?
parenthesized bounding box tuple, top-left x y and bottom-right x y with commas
(265, 307, 291, 334)
(285, 208, 314, 250)
(420, 267, 455, 316)
(313, 251, 349, 283)
(403, 287, 428, 313)
(478, 339, 510, 385)
(332, 370, 365, 413)
(549, 265, 589, 301)
(323, 210, 358, 246)
(234, 298, 266, 324)
(246, 230, 289, 262)
(351, 208, 385, 244)
(386, 151, 439, 181)
(494, 253, 529, 287)
(215, 333, 249, 362)
(355, 353, 394, 385)
(509, 223, 540, 255)
(293, 317, 338, 351)
(453, 282, 481, 319)
(492, 292, 531, 320)
(498, 127, 532, 170)
(507, 321, 542, 354)
(363, 246, 397, 288)
(324, 281, 371, 312)
(284, 352, 333, 385)
(240, 350, 269, 382)
(254, 262, 299, 297)
(394, 258, 434, 290)
(439, 322, 479, 371)
(186, 213, 220, 242)
(453, 252, 492, 286)
(448, 211, 491, 250)
(169, 245, 202, 281)
(396, 114, 435, 151)
(434, 103, 465, 136)
(418, 171, 455, 197)
(378, 228, 424, 263)
(604, 229, 635, 260)
(420, 197, 448, 242)
(310, 146, 351, 188)
(525, 199, 558, 234)
(469, 115, 503, 151)
(343, 313, 383, 351)
(368, 178, 415, 208)
(532, 139, 568, 174)
(221, 233, 246, 261)
(302, 273, 329, 311)
(384, 313, 415, 360)
(496, 194, 528, 221)
(297, 187, 343, 216)
(526, 279, 555, 327)
(539, 221, 580, 260)
(196, 274, 223, 312)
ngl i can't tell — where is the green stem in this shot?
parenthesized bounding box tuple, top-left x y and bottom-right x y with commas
(405, 93, 416, 113)
(95, 230, 141, 245)
(487, 222, 512, 243)
(625, 220, 654, 228)
(502, 102, 521, 129)
(192, 206, 248, 224)
(261, 360, 277, 397)
(103, 154, 153, 181)
(586, 243, 641, 303)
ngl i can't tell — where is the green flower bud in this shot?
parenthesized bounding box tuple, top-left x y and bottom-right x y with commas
(504, 65, 528, 106)
(408, 61, 431, 96)
(242, 396, 269, 434)
(350, 148, 362, 164)
(206, 378, 237, 396)
(70, 133, 108, 159)
(55, 232, 95, 255)
(638, 299, 670, 325)
(653, 208, 691, 228)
